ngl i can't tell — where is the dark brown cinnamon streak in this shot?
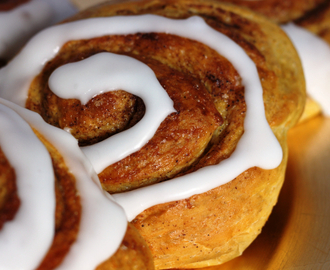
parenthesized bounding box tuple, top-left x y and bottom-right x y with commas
(0, 147, 19, 230)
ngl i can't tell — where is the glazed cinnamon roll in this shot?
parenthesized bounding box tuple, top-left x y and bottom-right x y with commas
(0, 0, 305, 268)
(0, 99, 154, 270)
(0, 0, 77, 66)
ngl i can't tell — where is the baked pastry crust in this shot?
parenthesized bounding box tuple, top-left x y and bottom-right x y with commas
(39, 131, 155, 269)
(97, 223, 155, 270)
(31, 130, 81, 270)
(0, 118, 82, 269)
(294, 1, 330, 122)
(23, 0, 305, 268)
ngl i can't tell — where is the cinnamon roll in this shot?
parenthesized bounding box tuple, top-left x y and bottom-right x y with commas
(0, 0, 77, 66)
(0, 98, 154, 270)
(0, 0, 305, 268)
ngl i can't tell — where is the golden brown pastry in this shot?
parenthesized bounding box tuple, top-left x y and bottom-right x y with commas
(97, 223, 155, 270)
(0, 0, 305, 269)
(0, 99, 154, 270)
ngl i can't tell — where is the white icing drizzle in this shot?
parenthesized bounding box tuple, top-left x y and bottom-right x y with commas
(0, 102, 55, 270)
(0, 98, 127, 269)
(0, 0, 77, 60)
(0, 15, 282, 222)
(282, 23, 330, 116)
(49, 52, 175, 172)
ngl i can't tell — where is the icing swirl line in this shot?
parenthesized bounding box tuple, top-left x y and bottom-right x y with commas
(0, 15, 283, 221)
(49, 52, 176, 172)
(0, 103, 55, 270)
(0, 98, 127, 270)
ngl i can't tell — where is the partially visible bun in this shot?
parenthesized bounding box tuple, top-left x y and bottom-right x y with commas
(213, 0, 330, 122)
(0, 99, 154, 270)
